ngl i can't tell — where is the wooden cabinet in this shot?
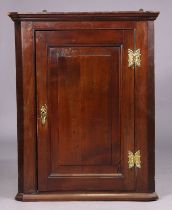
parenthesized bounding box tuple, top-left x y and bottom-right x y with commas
(9, 11, 159, 201)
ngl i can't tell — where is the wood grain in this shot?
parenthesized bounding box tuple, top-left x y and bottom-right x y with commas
(36, 29, 136, 191)
(15, 192, 158, 201)
(9, 11, 159, 201)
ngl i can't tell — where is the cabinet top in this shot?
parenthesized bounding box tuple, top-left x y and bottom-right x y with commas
(8, 11, 159, 22)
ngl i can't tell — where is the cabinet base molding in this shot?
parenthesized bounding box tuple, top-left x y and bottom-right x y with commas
(15, 192, 158, 202)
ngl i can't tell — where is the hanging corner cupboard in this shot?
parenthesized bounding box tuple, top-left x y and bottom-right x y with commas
(9, 11, 159, 201)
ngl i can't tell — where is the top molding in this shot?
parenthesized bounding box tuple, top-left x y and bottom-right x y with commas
(8, 11, 159, 22)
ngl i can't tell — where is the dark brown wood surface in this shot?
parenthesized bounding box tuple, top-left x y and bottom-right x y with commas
(9, 11, 159, 201)
(36, 29, 135, 191)
(15, 192, 158, 201)
(9, 11, 159, 21)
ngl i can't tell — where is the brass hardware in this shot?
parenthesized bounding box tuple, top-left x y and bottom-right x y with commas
(135, 150, 141, 168)
(128, 151, 135, 168)
(128, 49, 141, 68)
(40, 104, 47, 125)
(128, 150, 141, 169)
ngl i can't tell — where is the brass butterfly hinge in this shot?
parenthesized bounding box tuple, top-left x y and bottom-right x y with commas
(128, 49, 141, 68)
(128, 150, 141, 169)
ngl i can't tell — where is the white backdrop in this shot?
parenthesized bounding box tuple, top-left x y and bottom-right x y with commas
(0, 0, 172, 209)
(0, 0, 171, 144)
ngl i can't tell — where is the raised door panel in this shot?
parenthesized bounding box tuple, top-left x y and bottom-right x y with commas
(36, 29, 135, 191)
(49, 47, 120, 175)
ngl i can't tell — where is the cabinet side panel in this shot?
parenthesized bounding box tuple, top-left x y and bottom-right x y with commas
(147, 21, 155, 192)
(15, 21, 24, 193)
(19, 22, 37, 193)
(135, 22, 149, 192)
(135, 21, 155, 192)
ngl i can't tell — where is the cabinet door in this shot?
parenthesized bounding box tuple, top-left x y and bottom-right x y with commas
(36, 29, 135, 191)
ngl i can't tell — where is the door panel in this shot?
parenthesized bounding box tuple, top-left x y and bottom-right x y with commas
(49, 47, 119, 174)
(36, 29, 135, 191)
